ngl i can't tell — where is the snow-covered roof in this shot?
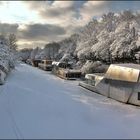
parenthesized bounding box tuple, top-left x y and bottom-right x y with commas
(85, 73, 104, 86)
(114, 63, 140, 70)
(62, 69, 81, 74)
(52, 61, 60, 66)
(105, 64, 140, 82)
(85, 73, 104, 80)
(52, 61, 71, 67)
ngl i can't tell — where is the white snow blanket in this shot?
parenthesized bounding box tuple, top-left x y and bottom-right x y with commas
(0, 63, 140, 139)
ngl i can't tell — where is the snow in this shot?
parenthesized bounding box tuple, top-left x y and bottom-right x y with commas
(0, 63, 140, 138)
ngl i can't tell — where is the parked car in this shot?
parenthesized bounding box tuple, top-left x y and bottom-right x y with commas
(38, 60, 53, 71)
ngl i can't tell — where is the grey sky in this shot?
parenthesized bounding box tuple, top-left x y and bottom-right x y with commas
(0, 1, 139, 49)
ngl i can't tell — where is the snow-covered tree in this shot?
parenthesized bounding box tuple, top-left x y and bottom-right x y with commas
(30, 47, 40, 60)
(0, 34, 16, 84)
(19, 48, 33, 61)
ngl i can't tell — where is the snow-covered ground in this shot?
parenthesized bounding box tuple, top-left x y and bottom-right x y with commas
(0, 63, 140, 139)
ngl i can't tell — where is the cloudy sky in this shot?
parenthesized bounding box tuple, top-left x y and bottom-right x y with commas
(0, 1, 140, 49)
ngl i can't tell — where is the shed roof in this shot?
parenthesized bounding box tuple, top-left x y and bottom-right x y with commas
(105, 64, 140, 82)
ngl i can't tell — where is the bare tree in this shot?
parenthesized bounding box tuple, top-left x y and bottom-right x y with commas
(8, 34, 18, 51)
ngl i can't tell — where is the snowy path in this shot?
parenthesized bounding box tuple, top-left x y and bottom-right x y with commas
(0, 63, 140, 138)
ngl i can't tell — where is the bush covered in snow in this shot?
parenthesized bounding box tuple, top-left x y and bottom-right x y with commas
(0, 34, 17, 84)
(81, 61, 108, 74)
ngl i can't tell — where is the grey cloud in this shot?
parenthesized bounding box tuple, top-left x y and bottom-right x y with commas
(18, 24, 66, 41)
(80, 1, 110, 16)
(24, 1, 78, 19)
(19, 42, 46, 49)
(0, 22, 67, 48)
(40, 5, 76, 19)
(23, 1, 48, 10)
(0, 23, 18, 34)
(24, 1, 110, 20)
(65, 25, 82, 35)
(40, 8, 68, 18)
